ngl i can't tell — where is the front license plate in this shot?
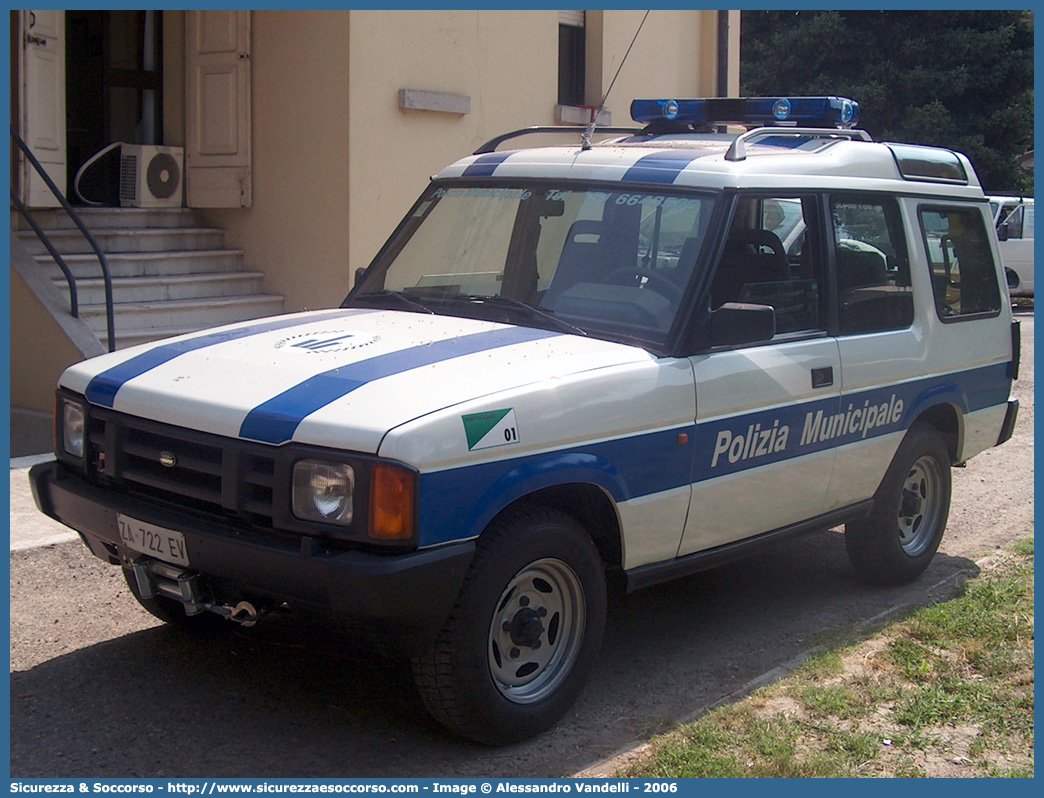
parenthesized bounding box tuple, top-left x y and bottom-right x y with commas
(117, 514, 190, 567)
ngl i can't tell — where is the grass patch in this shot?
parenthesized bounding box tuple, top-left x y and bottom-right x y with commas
(619, 540, 1034, 779)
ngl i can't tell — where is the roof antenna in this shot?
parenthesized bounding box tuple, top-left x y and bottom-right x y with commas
(581, 10, 650, 151)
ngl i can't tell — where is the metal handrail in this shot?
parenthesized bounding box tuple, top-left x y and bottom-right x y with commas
(11, 126, 116, 351)
(10, 187, 78, 317)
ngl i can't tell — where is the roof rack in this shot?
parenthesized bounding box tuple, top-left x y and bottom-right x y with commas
(474, 126, 643, 155)
(724, 127, 874, 162)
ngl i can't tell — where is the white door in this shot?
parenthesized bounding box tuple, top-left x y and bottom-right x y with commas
(185, 9, 252, 207)
(18, 10, 66, 207)
(680, 339, 842, 556)
(678, 194, 842, 556)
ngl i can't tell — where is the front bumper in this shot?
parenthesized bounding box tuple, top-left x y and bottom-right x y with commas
(29, 460, 474, 655)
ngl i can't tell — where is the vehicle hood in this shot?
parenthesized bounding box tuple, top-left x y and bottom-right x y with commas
(60, 309, 655, 453)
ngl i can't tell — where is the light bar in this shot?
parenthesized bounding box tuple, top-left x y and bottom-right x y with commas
(630, 97, 861, 129)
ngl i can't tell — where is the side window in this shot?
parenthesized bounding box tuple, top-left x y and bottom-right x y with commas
(919, 207, 1002, 320)
(831, 195, 914, 335)
(1000, 205, 1024, 238)
(998, 202, 1032, 240)
(710, 195, 824, 336)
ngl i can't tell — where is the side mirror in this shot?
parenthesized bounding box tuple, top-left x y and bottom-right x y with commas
(708, 302, 776, 348)
(997, 222, 1010, 242)
(354, 266, 369, 286)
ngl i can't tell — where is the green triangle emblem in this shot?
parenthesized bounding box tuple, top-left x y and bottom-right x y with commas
(463, 408, 513, 450)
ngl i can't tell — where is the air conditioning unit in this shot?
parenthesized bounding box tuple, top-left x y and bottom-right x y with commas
(120, 145, 184, 208)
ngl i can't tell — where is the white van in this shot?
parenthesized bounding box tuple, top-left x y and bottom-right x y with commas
(990, 195, 1033, 297)
(31, 96, 1021, 744)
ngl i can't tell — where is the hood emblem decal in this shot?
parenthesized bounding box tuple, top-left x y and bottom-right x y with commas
(159, 451, 178, 468)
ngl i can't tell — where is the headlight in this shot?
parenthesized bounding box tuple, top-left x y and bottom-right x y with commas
(292, 460, 355, 525)
(61, 399, 86, 460)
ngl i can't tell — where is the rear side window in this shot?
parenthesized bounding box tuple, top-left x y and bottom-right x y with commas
(919, 207, 1001, 320)
(831, 195, 914, 335)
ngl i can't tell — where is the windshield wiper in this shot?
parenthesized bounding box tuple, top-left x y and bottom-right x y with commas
(345, 290, 436, 314)
(464, 295, 588, 337)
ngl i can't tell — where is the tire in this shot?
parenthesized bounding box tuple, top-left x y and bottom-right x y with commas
(845, 424, 952, 586)
(122, 567, 224, 631)
(412, 506, 607, 745)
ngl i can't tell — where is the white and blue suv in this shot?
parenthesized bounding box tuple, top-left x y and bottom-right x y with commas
(31, 97, 1020, 744)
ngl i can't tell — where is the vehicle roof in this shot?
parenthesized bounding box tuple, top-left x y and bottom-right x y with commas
(438, 131, 987, 200)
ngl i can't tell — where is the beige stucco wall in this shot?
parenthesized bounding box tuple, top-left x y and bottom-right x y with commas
(594, 10, 710, 109)
(9, 9, 738, 418)
(10, 269, 85, 412)
(182, 9, 736, 314)
(200, 10, 352, 313)
(346, 10, 561, 285)
(346, 9, 732, 293)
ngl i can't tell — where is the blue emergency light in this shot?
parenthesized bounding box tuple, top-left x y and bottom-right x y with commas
(630, 97, 861, 129)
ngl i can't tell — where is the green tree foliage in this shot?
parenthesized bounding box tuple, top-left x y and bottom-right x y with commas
(741, 11, 1034, 193)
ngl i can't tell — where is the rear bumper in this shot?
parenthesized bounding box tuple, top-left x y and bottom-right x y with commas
(996, 399, 1019, 447)
(29, 460, 474, 654)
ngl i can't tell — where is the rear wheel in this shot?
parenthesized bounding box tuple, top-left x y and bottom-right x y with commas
(845, 424, 952, 585)
(412, 506, 606, 745)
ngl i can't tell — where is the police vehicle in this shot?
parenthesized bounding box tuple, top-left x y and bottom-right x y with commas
(31, 97, 1020, 745)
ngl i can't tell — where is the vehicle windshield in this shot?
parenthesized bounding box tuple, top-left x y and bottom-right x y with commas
(347, 182, 717, 350)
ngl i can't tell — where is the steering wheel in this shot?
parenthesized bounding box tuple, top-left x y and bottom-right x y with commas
(604, 268, 684, 303)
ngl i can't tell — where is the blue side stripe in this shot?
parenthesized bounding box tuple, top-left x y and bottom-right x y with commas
(462, 152, 513, 177)
(418, 427, 694, 547)
(620, 150, 705, 184)
(238, 326, 560, 444)
(415, 361, 1011, 547)
(84, 311, 366, 408)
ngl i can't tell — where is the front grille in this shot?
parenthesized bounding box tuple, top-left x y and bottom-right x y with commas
(88, 409, 278, 528)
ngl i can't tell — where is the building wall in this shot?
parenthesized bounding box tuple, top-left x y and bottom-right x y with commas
(10, 9, 737, 414)
(10, 269, 89, 412)
(345, 9, 734, 302)
(175, 9, 736, 314)
(199, 10, 353, 312)
(346, 10, 559, 286)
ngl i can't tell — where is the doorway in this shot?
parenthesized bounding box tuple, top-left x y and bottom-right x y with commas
(65, 10, 162, 205)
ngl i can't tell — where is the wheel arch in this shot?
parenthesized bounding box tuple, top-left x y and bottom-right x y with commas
(910, 401, 963, 463)
(485, 483, 623, 574)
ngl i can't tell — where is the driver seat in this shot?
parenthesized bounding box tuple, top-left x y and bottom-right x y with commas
(710, 228, 789, 306)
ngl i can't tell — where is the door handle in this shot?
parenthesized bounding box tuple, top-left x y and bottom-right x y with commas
(811, 366, 834, 389)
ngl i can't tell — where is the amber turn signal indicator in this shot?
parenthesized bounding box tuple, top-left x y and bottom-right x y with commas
(370, 463, 416, 540)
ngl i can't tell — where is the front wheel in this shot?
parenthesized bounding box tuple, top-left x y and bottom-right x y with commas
(412, 506, 607, 745)
(845, 424, 952, 585)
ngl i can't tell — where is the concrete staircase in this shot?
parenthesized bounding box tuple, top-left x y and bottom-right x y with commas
(13, 207, 285, 349)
